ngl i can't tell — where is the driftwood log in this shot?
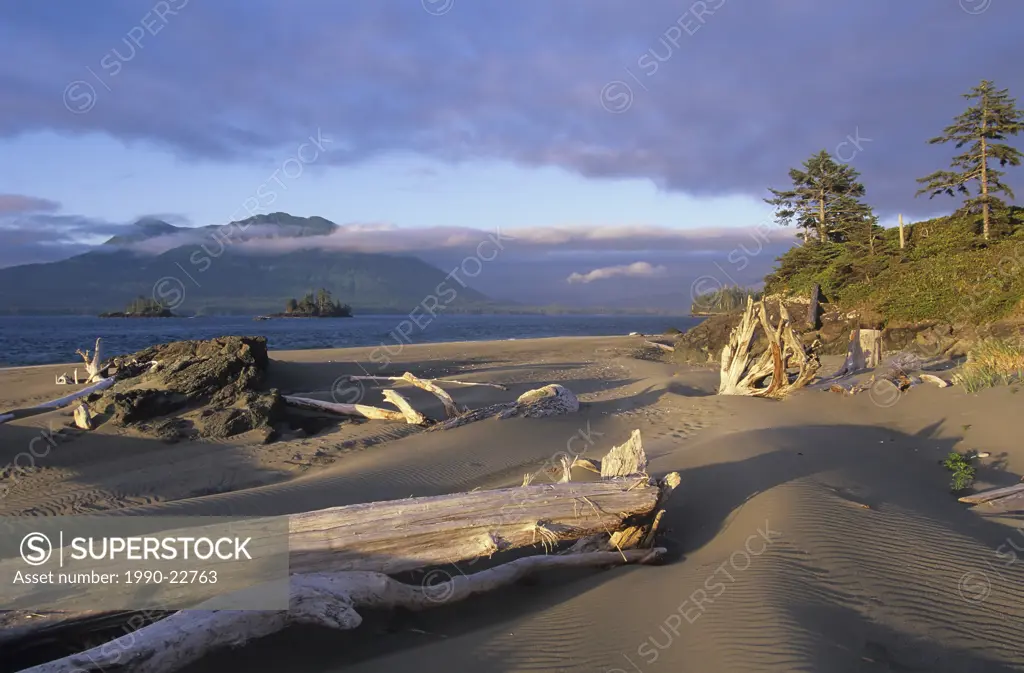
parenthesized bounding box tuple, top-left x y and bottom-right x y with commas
(23, 550, 663, 673)
(644, 340, 675, 352)
(0, 377, 115, 425)
(432, 384, 580, 431)
(286, 377, 575, 430)
(344, 373, 507, 391)
(959, 482, 1024, 507)
(718, 297, 820, 398)
(13, 430, 673, 673)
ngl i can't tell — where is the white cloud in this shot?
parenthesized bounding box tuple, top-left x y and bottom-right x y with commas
(566, 261, 667, 284)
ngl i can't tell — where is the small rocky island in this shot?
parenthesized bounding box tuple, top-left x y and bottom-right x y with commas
(99, 296, 177, 318)
(256, 288, 352, 320)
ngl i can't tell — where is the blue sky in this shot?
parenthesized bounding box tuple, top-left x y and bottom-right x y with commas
(1, 1, 1022, 305)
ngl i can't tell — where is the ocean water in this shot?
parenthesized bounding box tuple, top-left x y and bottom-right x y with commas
(0, 314, 702, 367)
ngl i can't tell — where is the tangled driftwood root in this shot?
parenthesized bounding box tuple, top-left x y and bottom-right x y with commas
(14, 429, 675, 673)
(718, 297, 820, 398)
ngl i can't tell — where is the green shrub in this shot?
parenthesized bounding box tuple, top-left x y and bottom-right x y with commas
(943, 451, 977, 491)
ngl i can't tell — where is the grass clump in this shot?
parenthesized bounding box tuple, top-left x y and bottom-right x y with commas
(943, 451, 977, 491)
(952, 338, 1024, 392)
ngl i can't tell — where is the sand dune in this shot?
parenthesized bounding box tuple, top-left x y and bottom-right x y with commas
(2, 336, 1023, 671)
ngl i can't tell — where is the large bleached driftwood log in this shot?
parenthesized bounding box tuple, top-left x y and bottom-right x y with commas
(13, 430, 673, 673)
(718, 297, 820, 398)
(24, 549, 664, 673)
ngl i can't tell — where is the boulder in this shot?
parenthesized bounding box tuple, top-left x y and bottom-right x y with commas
(89, 336, 285, 441)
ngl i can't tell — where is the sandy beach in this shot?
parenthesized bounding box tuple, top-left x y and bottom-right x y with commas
(2, 335, 1024, 672)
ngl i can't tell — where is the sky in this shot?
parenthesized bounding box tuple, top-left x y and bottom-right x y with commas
(1, 1, 1022, 307)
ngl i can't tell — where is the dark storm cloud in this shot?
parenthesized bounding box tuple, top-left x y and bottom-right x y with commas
(0, 1, 1021, 214)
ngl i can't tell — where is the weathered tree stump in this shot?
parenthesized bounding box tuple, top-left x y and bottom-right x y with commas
(718, 297, 820, 398)
(835, 328, 882, 376)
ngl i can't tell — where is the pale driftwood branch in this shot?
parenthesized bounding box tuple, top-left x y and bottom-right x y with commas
(25, 549, 664, 673)
(74, 337, 104, 383)
(395, 373, 460, 417)
(959, 482, 1024, 505)
(0, 377, 115, 425)
(340, 373, 459, 418)
(381, 389, 430, 425)
(346, 374, 507, 391)
(436, 378, 507, 390)
(644, 340, 675, 352)
(283, 395, 415, 424)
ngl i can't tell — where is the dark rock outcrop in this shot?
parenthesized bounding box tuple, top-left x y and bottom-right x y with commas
(89, 336, 286, 442)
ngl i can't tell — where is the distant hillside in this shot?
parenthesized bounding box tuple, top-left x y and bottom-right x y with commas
(0, 215, 493, 315)
(103, 212, 339, 246)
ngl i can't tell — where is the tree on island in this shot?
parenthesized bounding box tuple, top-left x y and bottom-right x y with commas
(916, 79, 1024, 241)
(101, 295, 174, 317)
(284, 288, 351, 317)
(765, 149, 874, 245)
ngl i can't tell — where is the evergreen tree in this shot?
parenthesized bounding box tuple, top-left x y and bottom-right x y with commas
(916, 80, 1024, 241)
(765, 150, 874, 244)
(285, 298, 298, 313)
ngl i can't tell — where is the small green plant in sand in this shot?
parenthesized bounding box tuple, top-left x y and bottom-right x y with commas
(952, 338, 1024, 393)
(943, 451, 977, 492)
